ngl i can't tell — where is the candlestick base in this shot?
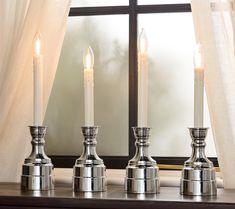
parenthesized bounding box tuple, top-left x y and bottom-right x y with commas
(21, 126, 54, 191)
(73, 126, 106, 192)
(125, 127, 160, 194)
(180, 128, 217, 196)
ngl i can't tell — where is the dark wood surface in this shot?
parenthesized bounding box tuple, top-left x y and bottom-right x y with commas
(0, 183, 235, 209)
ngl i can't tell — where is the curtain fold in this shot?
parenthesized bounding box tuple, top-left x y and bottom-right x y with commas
(191, 0, 235, 188)
(0, 0, 71, 182)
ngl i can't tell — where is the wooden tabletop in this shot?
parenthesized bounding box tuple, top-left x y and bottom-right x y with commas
(0, 183, 234, 209)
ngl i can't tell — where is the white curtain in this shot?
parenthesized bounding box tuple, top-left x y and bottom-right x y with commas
(191, 0, 235, 188)
(0, 0, 70, 182)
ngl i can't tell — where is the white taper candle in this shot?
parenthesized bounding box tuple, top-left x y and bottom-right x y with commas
(138, 29, 148, 127)
(83, 46, 94, 126)
(33, 34, 43, 126)
(194, 43, 204, 127)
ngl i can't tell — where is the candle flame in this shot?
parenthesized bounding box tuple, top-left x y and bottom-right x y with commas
(194, 43, 204, 69)
(34, 33, 41, 56)
(138, 28, 148, 54)
(83, 46, 94, 69)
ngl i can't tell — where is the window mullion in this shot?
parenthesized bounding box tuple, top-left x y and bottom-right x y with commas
(129, 0, 138, 158)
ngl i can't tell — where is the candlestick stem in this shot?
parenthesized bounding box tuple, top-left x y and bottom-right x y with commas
(125, 127, 160, 194)
(180, 128, 217, 196)
(73, 126, 106, 192)
(21, 126, 54, 191)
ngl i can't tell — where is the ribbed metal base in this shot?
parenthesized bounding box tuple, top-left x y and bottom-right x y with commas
(180, 179, 217, 196)
(180, 167, 217, 196)
(73, 164, 106, 192)
(125, 166, 160, 194)
(21, 163, 54, 191)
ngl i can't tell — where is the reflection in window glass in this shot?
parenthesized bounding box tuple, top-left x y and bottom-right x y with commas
(138, 13, 216, 157)
(45, 15, 129, 156)
(138, 0, 190, 4)
(71, 0, 129, 7)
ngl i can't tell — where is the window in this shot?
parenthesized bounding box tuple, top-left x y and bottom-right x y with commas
(45, 0, 217, 168)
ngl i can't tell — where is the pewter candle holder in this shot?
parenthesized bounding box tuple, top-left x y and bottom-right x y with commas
(21, 126, 54, 191)
(180, 128, 217, 196)
(125, 127, 160, 194)
(73, 126, 106, 192)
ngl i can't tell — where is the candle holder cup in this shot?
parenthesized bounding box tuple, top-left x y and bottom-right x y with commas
(21, 126, 54, 191)
(125, 127, 160, 194)
(180, 128, 217, 196)
(73, 126, 106, 192)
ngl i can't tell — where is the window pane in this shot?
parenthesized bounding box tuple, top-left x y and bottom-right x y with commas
(138, 0, 190, 4)
(71, 0, 129, 7)
(138, 13, 216, 157)
(45, 15, 129, 156)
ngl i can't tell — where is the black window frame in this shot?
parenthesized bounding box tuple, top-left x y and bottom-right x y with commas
(49, 0, 218, 169)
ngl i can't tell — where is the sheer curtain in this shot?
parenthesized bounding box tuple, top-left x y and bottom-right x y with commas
(0, 0, 70, 182)
(191, 0, 235, 188)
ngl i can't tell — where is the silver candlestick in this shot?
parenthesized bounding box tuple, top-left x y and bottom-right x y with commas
(125, 127, 160, 194)
(21, 126, 54, 191)
(73, 126, 106, 192)
(180, 128, 217, 196)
